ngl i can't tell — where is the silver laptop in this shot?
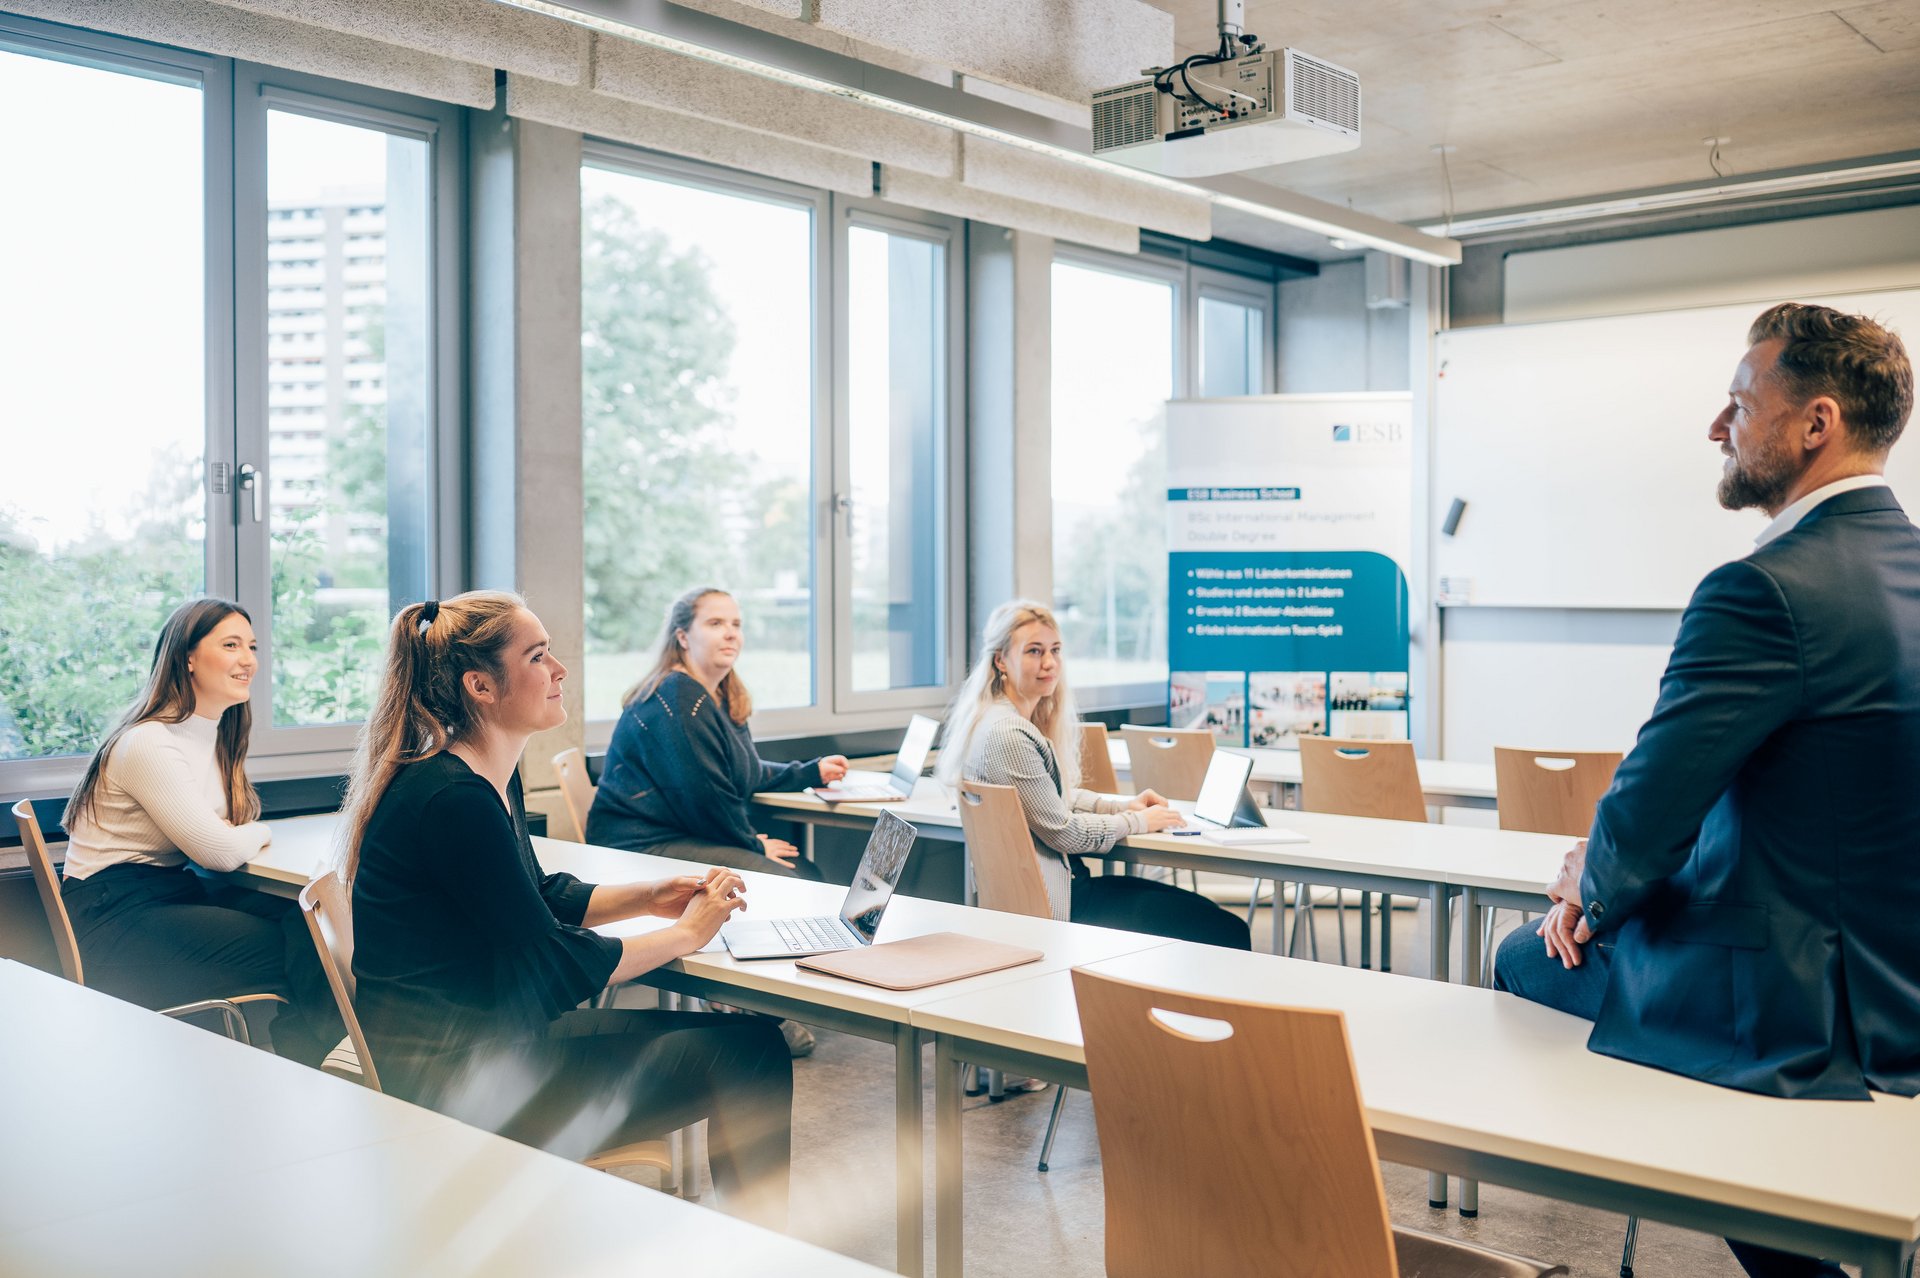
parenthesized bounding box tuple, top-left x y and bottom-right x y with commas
(808, 714, 939, 804)
(1188, 753, 1305, 845)
(722, 810, 917, 959)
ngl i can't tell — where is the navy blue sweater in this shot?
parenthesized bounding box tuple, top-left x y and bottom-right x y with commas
(585, 670, 823, 852)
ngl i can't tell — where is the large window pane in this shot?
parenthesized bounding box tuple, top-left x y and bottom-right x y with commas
(581, 165, 815, 720)
(847, 225, 946, 694)
(264, 109, 433, 727)
(0, 49, 204, 760)
(1200, 294, 1265, 396)
(1050, 261, 1174, 691)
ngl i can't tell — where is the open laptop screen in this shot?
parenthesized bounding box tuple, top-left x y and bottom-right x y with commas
(842, 809, 916, 942)
(1192, 752, 1257, 828)
(890, 715, 940, 790)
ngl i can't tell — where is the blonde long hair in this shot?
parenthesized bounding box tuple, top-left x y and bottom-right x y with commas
(68, 598, 259, 830)
(935, 600, 1082, 791)
(337, 591, 526, 880)
(622, 586, 753, 725)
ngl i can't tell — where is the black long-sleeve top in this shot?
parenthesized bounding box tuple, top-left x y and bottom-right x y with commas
(584, 670, 823, 852)
(352, 751, 621, 1100)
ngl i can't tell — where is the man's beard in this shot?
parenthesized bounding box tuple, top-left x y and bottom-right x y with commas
(1717, 440, 1799, 512)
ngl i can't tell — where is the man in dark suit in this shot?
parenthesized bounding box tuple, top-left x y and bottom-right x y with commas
(1494, 302, 1917, 1278)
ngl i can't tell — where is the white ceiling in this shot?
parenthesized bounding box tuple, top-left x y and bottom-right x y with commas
(1153, 0, 1920, 225)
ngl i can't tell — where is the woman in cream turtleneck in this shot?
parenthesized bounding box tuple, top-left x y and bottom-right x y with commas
(60, 598, 340, 1065)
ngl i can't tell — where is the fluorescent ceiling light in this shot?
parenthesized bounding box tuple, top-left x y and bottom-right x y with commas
(1420, 158, 1920, 238)
(502, 0, 1461, 267)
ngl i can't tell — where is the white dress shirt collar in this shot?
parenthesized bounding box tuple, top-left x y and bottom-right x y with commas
(1753, 474, 1890, 548)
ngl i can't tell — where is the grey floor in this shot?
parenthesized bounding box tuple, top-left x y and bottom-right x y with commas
(634, 892, 1857, 1278)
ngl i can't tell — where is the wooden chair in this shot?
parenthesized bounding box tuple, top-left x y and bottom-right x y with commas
(1295, 737, 1428, 966)
(1078, 722, 1124, 795)
(1492, 748, 1621, 838)
(1117, 725, 1214, 895)
(296, 871, 677, 1185)
(11, 799, 278, 1044)
(1072, 967, 1568, 1278)
(955, 780, 1073, 1169)
(551, 747, 596, 842)
(1489, 747, 1634, 1275)
(1118, 725, 1214, 801)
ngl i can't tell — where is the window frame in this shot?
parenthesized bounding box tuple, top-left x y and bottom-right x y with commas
(1192, 266, 1277, 397)
(829, 197, 968, 717)
(1048, 244, 1185, 712)
(234, 65, 465, 775)
(577, 145, 968, 748)
(0, 16, 465, 800)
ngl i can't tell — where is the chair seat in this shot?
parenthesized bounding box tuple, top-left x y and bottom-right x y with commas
(583, 1139, 675, 1174)
(1393, 1226, 1569, 1277)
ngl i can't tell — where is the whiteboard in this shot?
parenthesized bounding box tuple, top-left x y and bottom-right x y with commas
(1432, 288, 1920, 609)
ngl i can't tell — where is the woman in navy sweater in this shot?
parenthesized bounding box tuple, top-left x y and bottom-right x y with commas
(586, 588, 847, 880)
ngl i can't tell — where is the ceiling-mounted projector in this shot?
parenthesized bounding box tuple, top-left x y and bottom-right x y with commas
(1091, 1, 1359, 177)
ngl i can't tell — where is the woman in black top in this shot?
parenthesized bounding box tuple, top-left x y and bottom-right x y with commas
(341, 591, 791, 1228)
(586, 587, 849, 880)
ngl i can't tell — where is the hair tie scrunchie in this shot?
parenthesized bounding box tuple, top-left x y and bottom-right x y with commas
(419, 599, 440, 632)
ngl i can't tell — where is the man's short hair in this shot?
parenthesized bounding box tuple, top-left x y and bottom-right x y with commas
(1748, 303, 1914, 453)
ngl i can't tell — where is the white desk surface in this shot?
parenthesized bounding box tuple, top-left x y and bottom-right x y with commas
(910, 945, 1920, 1247)
(1110, 741, 1500, 800)
(250, 814, 1171, 1028)
(747, 787, 1571, 899)
(0, 960, 891, 1277)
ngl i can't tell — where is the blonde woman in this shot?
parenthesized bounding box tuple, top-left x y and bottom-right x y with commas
(938, 600, 1251, 949)
(340, 592, 792, 1227)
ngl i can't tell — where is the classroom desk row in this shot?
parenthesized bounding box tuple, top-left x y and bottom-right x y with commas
(0, 958, 892, 1278)
(238, 818, 1920, 1278)
(1107, 741, 1501, 810)
(750, 777, 1570, 982)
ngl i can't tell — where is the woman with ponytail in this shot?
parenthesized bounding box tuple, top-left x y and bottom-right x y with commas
(341, 592, 792, 1228)
(60, 598, 342, 1064)
(585, 587, 847, 880)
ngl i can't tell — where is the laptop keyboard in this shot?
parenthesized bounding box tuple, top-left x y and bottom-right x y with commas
(773, 916, 852, 953)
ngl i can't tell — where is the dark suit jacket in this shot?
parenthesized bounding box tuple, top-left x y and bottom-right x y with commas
(1581, 485, 1920, 1099)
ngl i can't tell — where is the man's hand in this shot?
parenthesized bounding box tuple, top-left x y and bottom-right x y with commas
(1536, 900, 1594, 969)
(1546, 838, 1588, 908)
(817, 755, 850, 783)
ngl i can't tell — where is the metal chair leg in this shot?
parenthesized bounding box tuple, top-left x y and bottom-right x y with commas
(1359, 890, 1373, 968)
(1336, 888, 1349, 966)
(1619, 1215, 1640, 1278)
(1244, 877, 1265, 926)
(1037, 1086, 1069, 1172)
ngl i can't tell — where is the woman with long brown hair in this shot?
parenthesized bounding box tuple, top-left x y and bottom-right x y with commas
(59, 597, 342, 1064)
(341, 591, 792, 1228)
(585, 587, 848, 880)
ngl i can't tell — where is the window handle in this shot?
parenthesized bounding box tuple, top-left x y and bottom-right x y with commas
(237, 463, 263, 523)
(832, 491, 853, 520)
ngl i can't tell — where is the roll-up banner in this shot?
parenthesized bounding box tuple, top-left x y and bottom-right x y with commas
(1165, 393, 1414, 746)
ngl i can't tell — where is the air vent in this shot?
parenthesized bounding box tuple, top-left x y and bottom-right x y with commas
(1287, 51, 1360, 133)
(1092, 82, 1160, 151)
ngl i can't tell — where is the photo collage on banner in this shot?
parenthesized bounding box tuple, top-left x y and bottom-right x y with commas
(1165, 395, 1414, 747)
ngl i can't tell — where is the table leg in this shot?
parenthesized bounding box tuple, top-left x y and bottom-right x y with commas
(1269, 881, 1287, 955)
(1360, 890, 1373, 969)
(1859, 1241, 1912, 1278)
(1462, 887, 1484, 988)
(1381, 896, 1393, 971)
(1427, 881, 1451, 1210)
(935, 1035, 965, 1278)
(897, 1023, 924, 1277)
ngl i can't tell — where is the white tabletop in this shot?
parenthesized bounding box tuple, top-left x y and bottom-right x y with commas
(910, 945, 1920, 1246)
(0, 960, 892, 1277)
(248, 813, 1171, 1027)
(1110, 741, 1500, 800)
(746, 788, 1572, 900)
